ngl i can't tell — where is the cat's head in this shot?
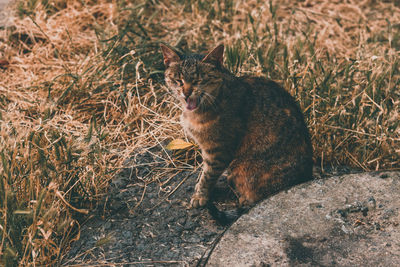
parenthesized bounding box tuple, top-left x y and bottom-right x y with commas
(160, 44, 225, 111)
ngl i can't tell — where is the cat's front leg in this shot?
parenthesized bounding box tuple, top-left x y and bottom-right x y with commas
(191, 158, 226, 208)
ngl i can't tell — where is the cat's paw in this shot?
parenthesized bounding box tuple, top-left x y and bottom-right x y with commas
(239, 195, 256, 207)
(190, 193, 208, 208)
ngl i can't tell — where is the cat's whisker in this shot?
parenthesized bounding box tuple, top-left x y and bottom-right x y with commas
(202, 91, 218, 110)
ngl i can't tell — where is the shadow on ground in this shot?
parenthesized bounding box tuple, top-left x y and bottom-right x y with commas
(64, 147, 231, 266)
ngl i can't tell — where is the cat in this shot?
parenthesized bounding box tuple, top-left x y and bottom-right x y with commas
(161, 43, 313, 224)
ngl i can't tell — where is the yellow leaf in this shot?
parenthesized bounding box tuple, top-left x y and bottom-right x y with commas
(166, 139, 194, 150)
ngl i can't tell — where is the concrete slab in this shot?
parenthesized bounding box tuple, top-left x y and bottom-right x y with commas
(208, 172, 400, 266)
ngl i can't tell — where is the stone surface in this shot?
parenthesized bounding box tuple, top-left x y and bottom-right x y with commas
(208, 172, 400, 266)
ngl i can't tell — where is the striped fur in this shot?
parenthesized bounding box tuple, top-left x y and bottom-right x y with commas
(161, 44, 313, 221)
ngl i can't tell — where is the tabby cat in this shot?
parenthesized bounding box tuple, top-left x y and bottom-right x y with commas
(161, 44, 313, 224)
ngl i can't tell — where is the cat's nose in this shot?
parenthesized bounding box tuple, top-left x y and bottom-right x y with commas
(182, 81, 193, 98)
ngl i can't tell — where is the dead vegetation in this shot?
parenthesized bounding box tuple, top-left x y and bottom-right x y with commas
(0, 0, 399, 265)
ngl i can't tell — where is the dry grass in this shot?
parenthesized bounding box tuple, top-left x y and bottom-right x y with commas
(0, 0, 399, 265)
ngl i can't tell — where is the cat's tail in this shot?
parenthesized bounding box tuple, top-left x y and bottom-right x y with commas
(206, 202, 248, 226)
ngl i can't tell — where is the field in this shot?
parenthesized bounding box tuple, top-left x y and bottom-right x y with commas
(0, 0, 399, 265)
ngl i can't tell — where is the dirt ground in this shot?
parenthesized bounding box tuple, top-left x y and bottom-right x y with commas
(64, 147, 356, 266)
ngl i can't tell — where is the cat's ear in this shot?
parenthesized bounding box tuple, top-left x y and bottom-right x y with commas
(202, 44, 224, 65)
(160, 44, 181, 67)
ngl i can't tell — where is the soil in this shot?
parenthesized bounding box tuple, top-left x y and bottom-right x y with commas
(64, 147, 356, 266)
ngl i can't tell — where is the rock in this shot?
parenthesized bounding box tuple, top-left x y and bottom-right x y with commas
(122, 230, 132, 239)
(208, 172, 400, 266)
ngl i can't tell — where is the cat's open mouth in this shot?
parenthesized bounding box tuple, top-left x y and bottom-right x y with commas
(185, 95, 200, 111)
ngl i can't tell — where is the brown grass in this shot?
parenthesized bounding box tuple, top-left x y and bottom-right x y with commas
(0, 0, 399, 265)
